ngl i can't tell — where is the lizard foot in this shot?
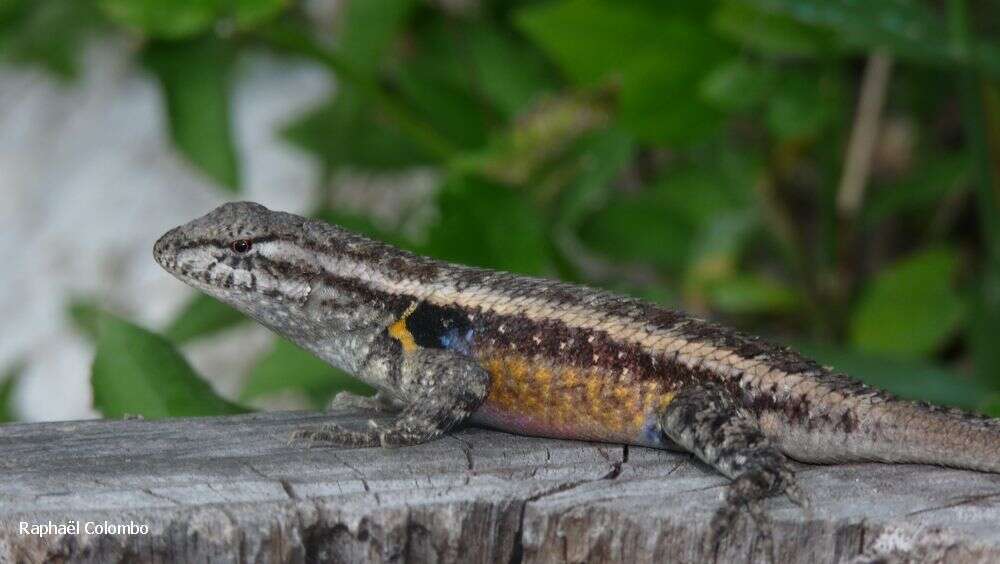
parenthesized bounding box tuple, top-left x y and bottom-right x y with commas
(289, 424, 380, 448)
(289, 418, 450, 449)
(705, 497, 774, 563)
(703, 465, 810, 561)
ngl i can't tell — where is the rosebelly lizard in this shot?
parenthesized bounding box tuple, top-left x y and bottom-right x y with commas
(154, 202, 1000, 543)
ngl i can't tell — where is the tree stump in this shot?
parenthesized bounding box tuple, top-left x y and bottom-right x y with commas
(0, 410, 998, 563)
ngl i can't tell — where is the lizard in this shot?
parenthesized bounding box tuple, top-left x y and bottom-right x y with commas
(154, 201, 1000, 547)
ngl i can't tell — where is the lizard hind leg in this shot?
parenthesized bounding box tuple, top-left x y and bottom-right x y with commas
(292, 348, 490, 449)
(655, 382, 808, 558)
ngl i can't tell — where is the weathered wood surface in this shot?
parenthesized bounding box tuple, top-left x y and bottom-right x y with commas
(0, 410, 997, 563)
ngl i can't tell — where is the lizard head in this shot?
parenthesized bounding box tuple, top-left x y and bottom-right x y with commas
(156, 201, 416, 371)
(154, 201, 327, 317)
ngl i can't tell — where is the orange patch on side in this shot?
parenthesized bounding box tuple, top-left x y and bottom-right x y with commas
(481, 353, 676, 442)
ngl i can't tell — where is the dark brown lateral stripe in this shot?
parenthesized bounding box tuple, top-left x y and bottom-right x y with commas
(468, 308, 703, 392)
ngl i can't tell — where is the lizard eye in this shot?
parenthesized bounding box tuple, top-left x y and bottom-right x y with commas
(231, 239, 253, 253)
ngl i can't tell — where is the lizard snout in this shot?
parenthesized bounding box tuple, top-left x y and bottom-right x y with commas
(153, 226, 182, 268)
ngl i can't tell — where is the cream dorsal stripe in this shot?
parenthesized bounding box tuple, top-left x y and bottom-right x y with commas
(255, 238, 784, 383)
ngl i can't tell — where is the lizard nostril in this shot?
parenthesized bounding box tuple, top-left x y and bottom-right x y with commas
(153, 237, 165, 261)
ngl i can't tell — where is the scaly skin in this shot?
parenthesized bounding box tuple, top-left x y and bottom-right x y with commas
(154, 202, 1000, 548)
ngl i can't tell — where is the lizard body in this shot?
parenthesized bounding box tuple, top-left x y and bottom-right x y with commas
(154, 202, 1000, 535)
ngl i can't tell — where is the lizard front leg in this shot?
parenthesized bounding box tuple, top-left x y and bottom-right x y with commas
(326, 390, 402, 413)
(293, 348, 490, 448)
(654, 382, 808, 555)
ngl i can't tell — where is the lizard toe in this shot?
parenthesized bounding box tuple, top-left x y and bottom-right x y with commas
(289, 424, 380, 448)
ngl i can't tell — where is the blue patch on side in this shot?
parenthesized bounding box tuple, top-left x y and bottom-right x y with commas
(640, 417, 666, 448)
(439, 327, 475, 356)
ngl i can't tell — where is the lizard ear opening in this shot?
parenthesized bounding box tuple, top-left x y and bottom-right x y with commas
(231, 239, 253, 253)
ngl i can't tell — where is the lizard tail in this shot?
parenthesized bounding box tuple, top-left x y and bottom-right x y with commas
(863, 401, 1000, 472)
(775, 397, 1000, 472)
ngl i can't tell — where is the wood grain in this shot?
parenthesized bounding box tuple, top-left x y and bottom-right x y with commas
(0, 410, 997, 563)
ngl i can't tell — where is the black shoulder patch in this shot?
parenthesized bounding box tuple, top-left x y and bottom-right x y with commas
(406, 302, 474, 353)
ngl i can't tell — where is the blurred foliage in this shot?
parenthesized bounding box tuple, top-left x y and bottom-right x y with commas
(0, 363, 24, 423)
(165, 293, 248, 344)
(849, 248, 965, 358)
(6, 0, 1000, 417)
(143, 37, 242, 190)
(91, 313, 249, 419)
(241, 338, 374, 409)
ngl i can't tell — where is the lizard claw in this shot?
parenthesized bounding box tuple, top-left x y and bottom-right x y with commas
(288, 427, 317, 448)
(785, 481, 813, 519)
(704, 499, 775, 562)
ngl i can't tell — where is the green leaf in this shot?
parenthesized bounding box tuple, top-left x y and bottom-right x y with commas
(390, 19, 493, 150)
(144, 37, 241, 191)
(736, 0, 1000, 76)
(164, 294, 248, 344)
(466, 21, 556, 118)
(550, 127, 637, 281)
(618, 47, 726, 143)
(699, 59, 777, 113)
(713, 1, 834, 57)
(281, 1, 443, 172)
(849, 248, 965, 359)
(517, 0, 729, 143)
(261, 17, 458, 162)
(424, 175, 552, 275)
(92, 313, 249, 419)
(650, 161, 755, 224)
(101, 0, 212, 38)
(0, 362, 24, 423)
(981, 393, 1000, 418)
(797, 343, 990, 410)
(336, 0, 416, 76)
(67, 298, 102, 341)
(99, 0, 287, 39)
(241, 338, 373, 409)
(765, 69, 844, 140)
(283, 93, 433, 171)
(706, 274, 800, 315)
(554, 127, 636, 231)
(578, 196, 693, 272)
(957, 39, 1000, 389)
(0, 0, 103, 79)
(229, 0, 288, 29)
(516, 0, 701, 85)
(515, 0, 640, 84)
(971, 267, 1000, 390)
(580, 156, 759, 273)
(863, 155, 971, 226)
(685, 210, 758, 287)
(394, 66, 491, 152)
(454, 93, 610, 186)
